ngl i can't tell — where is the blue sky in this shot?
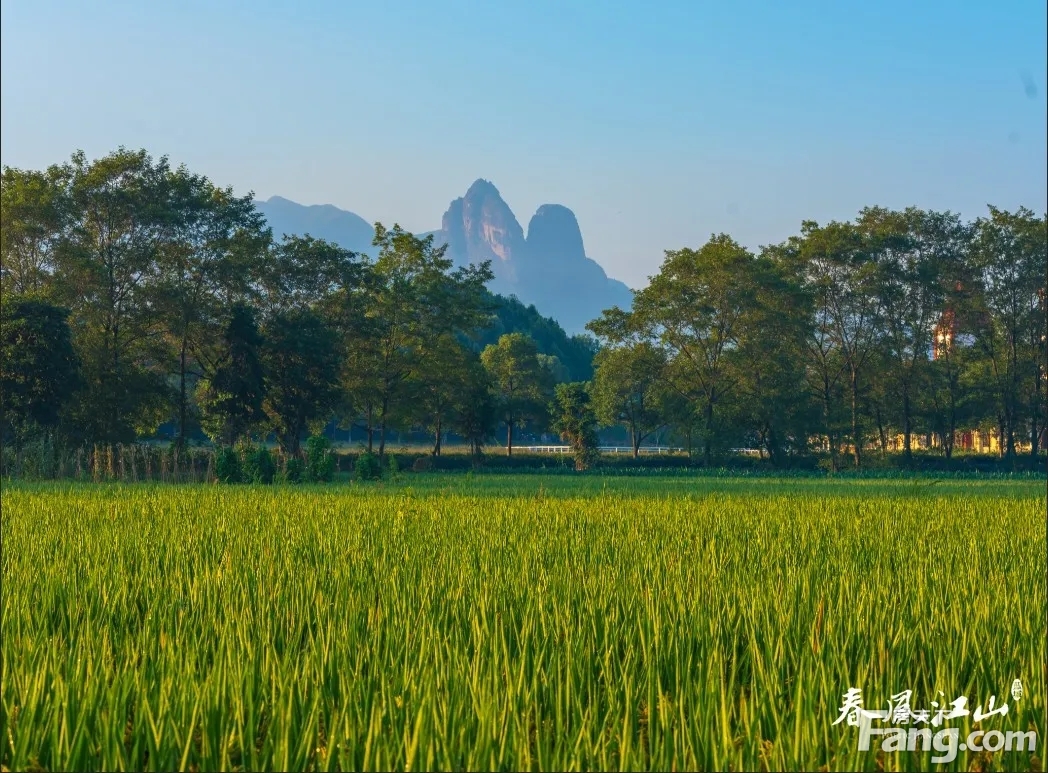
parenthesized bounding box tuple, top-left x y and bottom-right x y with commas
(2, 0, 1045, 288)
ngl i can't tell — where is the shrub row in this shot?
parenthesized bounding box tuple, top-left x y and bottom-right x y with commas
(2, 440, 1043, 482)
(332, 450, 1047, 476)
(215, 437, 337, 484)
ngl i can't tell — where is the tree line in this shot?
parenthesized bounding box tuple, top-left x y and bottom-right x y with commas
(0, 149, 594, 464)
(588, 208, 1046, 467)
(2, 149, 1045, 470)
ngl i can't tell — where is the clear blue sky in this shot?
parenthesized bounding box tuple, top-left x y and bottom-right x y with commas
(2, 0, 1045, 288)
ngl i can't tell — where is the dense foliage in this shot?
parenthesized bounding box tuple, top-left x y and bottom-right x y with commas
(2, 149, 1045, 469)
(588, 211, 1046, 465)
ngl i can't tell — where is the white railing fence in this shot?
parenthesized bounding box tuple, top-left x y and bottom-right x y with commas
(516, 445, 685, 455)
(514, 446, 763, 456)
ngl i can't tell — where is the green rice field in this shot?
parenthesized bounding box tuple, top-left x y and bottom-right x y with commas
(2, 475, 1045, 771)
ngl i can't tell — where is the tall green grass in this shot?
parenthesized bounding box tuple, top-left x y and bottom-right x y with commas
(2, 479, 1044, 771)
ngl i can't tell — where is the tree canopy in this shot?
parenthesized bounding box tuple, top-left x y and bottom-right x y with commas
(2, 148, 1045, 467)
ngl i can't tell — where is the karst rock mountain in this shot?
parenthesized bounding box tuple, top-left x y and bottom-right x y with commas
(256, 179, 633, 334)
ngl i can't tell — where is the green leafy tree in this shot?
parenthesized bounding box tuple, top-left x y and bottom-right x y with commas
(734, 252, 815, 465)
(197, 304, 266, 446)
(0, 165, 70, 301)
(925, 335, 981, 458)
(452, 359, 498, 459)
(260, 234, 364, 316)
(305, 434, 336, 482)
(352, 224, 492, 457)
(477, 292, 599, 381)
(261, 309, 341, 455)
(56, 149, 174, 443)
(589, 342, 668, 458)
(550, 382, 600, 471)
(481, 333, 553, 456)
(214, 446, 242, 483)
(860, 342, 898, 456)
(861, 207, 970, 460)
(0, 299, 81, 444)
(632, 235, 761, 465)
(970, 207, 1047, 459)
(775, 233, 848, 469)
(257, 234, 368, 449)
(659, 388, 701, 459)
(799, 220, 881, 467)
(407, 334, 482, 456)
(156, 167, 270, 447)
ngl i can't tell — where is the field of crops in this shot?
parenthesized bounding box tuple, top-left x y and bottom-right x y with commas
(2, 475, 1045, 771)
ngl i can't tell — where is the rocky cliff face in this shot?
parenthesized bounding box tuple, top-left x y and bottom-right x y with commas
(438, 179, 527, 287)
(256, 181, 634, 335)
(525, 204, 586, 266)
(437, 181, 633, 334)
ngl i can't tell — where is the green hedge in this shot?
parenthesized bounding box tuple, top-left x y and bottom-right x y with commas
(332, 450, 1046, 477)
(3, 443, 1042, 483)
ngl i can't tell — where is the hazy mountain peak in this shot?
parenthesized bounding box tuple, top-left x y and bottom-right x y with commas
(464, 178, 502, 199)
(255, 195, 375, 254)
(437, 184, 633, 333)
(441, 180, 525, 275)
(253, 185, 633, 334)
(526, 204, 586, 264)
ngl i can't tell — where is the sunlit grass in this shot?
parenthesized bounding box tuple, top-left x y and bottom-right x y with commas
(2, 478, 1044, 771)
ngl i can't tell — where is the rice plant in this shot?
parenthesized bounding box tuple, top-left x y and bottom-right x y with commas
(1, 477, 1044, 771)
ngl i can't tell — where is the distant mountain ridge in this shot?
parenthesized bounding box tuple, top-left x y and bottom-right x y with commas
(254, 181, 633, 334)
(255, 196, 375, 255)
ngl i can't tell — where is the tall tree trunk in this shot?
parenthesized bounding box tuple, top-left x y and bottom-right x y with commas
(822, 375, 838, 472)
(875, 406, 887, 456)
(944, 388, 956, 459)
(767, 424, 780, 467)
(703, 399, 714, 467)
(506, 420, 514, 457)
(378, 398, 388, 458)
(902, 389, 912, 461)
(110, 321, 121, 442)
(177, 335, 189, 450)
(286, 423, 301, 457)
(432, 416, 442, 456)
(631, 423, 639, 459)
(850, 368, 862, 468)
(366, 405, 374, 453)
(1032, 363, 1044, 457)
(1005, 406, 1016, 460)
